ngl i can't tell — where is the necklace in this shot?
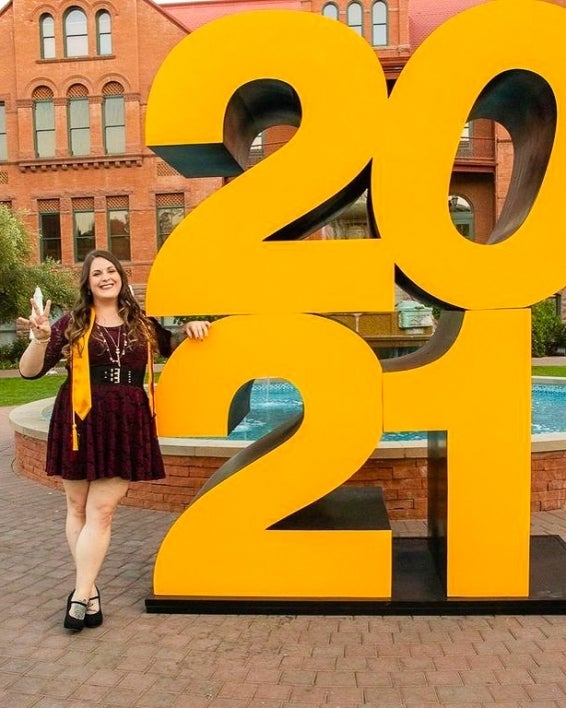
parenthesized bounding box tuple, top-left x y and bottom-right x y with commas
(97, 323, 127, 367)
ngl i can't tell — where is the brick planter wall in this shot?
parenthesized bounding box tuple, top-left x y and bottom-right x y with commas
(531, 450, 566, 512)
(14, 431, 565, 520)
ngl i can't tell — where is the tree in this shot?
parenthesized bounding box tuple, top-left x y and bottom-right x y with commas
(0, 206, 76, 325)
(531, 298, 566, 357)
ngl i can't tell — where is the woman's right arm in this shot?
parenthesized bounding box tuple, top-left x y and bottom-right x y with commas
(19, 336, 51, 378)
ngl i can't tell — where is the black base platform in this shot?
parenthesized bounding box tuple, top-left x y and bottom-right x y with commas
(145, 534, 566, 615)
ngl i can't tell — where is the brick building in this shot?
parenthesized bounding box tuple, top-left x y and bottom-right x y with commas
(0, 0, 561, 302)
(0, 0, 221, 293)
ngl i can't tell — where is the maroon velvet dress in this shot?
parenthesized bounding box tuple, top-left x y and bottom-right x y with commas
(23, 312, 173, 482)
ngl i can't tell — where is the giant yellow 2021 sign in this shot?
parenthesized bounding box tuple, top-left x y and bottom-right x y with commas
(144, 0, 565, 606)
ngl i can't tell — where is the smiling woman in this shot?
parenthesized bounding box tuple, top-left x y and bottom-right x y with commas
(15, 249, 209, 632)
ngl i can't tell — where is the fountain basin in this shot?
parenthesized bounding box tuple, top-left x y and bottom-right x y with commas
(9, 376, 566, 519)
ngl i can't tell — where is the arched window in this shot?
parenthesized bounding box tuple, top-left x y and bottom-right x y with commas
(102, 82, 125, 154)
(322, 3, 339, 20)
(67, 84, 90, 156)
(96, 10, 112, 56)
(40, 13, 56, 59)
(372, 1, 387, 46)
(448, 194, 474, 240)
(33, 86, 55, 158)
(64, 7, 88, 57)
(347, 2, 363, 36)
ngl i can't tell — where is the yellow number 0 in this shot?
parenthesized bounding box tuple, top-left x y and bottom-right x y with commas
(146, 0, 566, 600)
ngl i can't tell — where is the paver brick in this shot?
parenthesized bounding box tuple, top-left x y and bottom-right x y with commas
(254, 683, 292, 701)
(314, 670, 357, 686)
(287, 684, 328, 702)
(280, 669, 316, 686)
(458, 669, 498, 685)
(325, 685, 366, 703)
(525, 682, 566, 700)
(435, 684, 494, 702)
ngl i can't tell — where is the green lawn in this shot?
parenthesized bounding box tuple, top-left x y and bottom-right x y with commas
(532, 366, 566, 377)
(1, 366, 565, 407)
(0, 374, 66, 406)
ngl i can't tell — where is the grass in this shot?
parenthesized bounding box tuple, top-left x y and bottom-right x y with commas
(0, 374, 66, 406)
(1, 366, 565, 408)
(532, 366, 566, 377)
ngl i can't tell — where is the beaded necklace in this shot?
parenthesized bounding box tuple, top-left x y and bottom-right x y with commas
(97, 323, 127, 367)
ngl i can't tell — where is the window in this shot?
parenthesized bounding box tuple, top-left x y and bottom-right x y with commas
(347, 2, 363, 36)
(249, 132, 264, 164)
(325, 194, 370, 239)
(372, 1, 387, 46)
(156, 193, 184, 248)
(102, 82, 125, 154)
(457, 121, 473, 156)
(107, 196, 130, 260)
(448, 194, 474, 240)
(33, 86, 55, 158)
(67, 84, 90, 156)
(0, 103, 6, 161)
(96, 10, 112, 55)
(73, 197, 95, 261)
(322, 3, 339, 20)
(64, 7, 88, 58)
(40, 13, 56, 59)
(38, 200, 62, 261)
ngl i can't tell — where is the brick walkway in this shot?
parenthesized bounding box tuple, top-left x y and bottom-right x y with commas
(2, 405, 566, 706)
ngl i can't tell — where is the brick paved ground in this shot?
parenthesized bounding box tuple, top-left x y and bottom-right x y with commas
(2, 404, 566, 707)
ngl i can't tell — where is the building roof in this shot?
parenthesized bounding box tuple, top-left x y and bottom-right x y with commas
(409, 0, 491, 48)
(163, 0, 496, 47)
(162, 0, 300, 32)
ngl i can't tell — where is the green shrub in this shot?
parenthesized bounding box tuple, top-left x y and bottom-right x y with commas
(0, 336, 29, 369)
(531, 299, 565, 357)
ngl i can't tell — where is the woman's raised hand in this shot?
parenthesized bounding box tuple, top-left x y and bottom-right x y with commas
(18, 298, 52, 341)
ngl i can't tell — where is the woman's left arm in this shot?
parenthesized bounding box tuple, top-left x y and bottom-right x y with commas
(171, 320, 211, 350)
(150, 318, 211, 356)
(181, 320, 210, 342)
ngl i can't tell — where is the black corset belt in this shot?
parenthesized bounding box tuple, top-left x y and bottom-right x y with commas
(90, 366, 144, 387)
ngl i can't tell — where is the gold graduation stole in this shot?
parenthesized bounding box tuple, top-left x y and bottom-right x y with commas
(71, 310, 95, 450)
(146, 340, 156, 422)
(70, 309, 155, 451)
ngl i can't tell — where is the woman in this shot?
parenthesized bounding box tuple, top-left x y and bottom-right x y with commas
(18, 249, 209, 631)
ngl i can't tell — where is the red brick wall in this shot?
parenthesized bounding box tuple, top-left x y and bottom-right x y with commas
(0, 0, 212, 288)
(14, 431, 565, 519)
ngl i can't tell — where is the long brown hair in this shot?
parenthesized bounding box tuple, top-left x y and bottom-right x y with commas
(64, 250, 156, 356)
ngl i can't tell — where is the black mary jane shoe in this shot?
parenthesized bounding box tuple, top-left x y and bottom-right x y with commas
(64, 592, 87, 632)
(84, 587, 103, 629)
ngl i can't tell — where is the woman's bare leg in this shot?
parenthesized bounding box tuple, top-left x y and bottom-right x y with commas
(63, 479, 89, 561)
(63, 477, 129, 617)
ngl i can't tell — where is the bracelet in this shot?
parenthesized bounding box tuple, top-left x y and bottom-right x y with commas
(31, 337, 49, 345)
